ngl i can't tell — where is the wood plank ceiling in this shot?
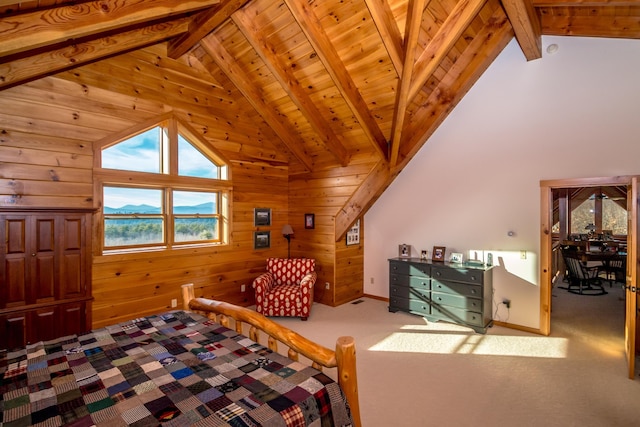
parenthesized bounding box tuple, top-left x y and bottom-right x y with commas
(1, 0, 638, 238)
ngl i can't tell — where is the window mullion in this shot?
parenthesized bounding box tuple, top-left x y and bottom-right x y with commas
(166, 119, 178, 175)
(166, 188, 173, 248)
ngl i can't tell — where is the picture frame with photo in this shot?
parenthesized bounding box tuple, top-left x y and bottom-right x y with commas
(420, 250, 428, 260)
(399, 244, 411, 258)
(254, 208, 271, 226)
(346, 219, 360, 246)
(305, 213, 315, 229)
(254, 231, 270, 249)
(450, 252, 463, 263)
(432, 246, 446, 262)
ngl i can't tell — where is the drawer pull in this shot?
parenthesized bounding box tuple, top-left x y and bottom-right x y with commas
(471, 276, 476, 281)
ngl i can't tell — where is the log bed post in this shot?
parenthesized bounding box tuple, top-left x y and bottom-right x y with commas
(180, 283, 361, 427)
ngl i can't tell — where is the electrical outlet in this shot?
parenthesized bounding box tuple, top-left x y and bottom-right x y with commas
(325, 282, 330, 290)
(520, 250, 527, 260)
(370, 277, 374, 284)
(171, 299, 177, 308)
(503, 298, 511, 309)
(241, 284, 246, 292)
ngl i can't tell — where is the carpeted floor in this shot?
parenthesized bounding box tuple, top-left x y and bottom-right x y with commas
(272, 281, 640, 426)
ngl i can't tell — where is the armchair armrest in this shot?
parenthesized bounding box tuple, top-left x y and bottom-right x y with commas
(252, 272, 276, 294)
(299, 271, 318, 290)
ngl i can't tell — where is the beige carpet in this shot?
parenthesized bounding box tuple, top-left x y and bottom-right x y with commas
(271, 283, 640, 426)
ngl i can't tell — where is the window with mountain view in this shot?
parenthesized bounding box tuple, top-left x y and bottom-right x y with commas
(97, 118, 230, 251)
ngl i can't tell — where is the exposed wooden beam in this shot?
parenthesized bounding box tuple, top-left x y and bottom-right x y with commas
(501, 0, 542, 61)
(232, 9, 351, 167)
(541, 15, 640, 39)
(284, 0, 390, 162)
(199, 35, 314, 172)
(0, 0, 219, 58)
(364, 0, 405, 76)
(0, 19, 190, 90)
(335, 160, 394, 240)
(403, 8, 514, 166)
(408, 0, 488, 102)
(389, 0, 426, 167)
(167, 0, 250, 59)
(533, 0, 640, 5)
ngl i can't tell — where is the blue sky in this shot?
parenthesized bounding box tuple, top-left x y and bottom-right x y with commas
(102, 127, 219, 209)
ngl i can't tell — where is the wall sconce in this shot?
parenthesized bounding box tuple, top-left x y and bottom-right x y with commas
(282, 224, 294, 258)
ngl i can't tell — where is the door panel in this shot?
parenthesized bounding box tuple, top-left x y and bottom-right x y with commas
(33, 217, 56, 302)
(625, 178, 637, 378)
(2, 217, 28, 308)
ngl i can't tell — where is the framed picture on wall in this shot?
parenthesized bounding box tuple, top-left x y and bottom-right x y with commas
(254, 208, 271, 226)
(346, 219, 360, 245)
(254, 231, 270, 249)
(305, 213, 315, 229)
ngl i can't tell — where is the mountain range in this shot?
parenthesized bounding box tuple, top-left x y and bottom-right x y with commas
(104, 202, 214, 214)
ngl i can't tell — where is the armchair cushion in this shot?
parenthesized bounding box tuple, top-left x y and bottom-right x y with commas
(252, 258, 317, 319)
(267, 258, 316, 286)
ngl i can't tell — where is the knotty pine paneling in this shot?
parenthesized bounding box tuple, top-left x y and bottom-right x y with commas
(0, 72, 295, 329)
(1, 39, 368, 326)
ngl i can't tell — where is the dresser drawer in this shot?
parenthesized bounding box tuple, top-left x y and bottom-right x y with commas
(431, 292, 483, 311)
(389, 261, 429, 277)
(432, 280, 483, 299)
(431, 266, 483, 284)
(390, 273, 410, 286)
(432, 305, 484, 327)
(390, 284, 430, 300)
(389, 296, 430, 316)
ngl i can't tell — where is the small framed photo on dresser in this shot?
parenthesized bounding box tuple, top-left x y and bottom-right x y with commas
(432, 246, 446, 262)
(399, 244, 411, 258)
(450, 252, 463, 263)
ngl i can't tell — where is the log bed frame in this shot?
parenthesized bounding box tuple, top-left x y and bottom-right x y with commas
(181, 284, 361, 427)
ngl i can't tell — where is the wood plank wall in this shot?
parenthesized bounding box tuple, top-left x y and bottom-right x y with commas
(0, 45, 367, 328)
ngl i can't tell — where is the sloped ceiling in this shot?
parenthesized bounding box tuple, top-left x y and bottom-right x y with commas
(1, 0, 638, 235)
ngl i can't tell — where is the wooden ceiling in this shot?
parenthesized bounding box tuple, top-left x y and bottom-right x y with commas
(1, 0, 638, 228)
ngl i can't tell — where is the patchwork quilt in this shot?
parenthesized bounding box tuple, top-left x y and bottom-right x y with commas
(0, 311, 353, 426)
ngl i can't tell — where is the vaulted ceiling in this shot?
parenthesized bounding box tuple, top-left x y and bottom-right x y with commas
(1, 0, 638, 235)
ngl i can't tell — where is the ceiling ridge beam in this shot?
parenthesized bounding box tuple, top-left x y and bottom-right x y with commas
(284, 0, 389, 162)
(364, 0, 405, 76)
(0, 0, 220, 59)
(388, 0, 427, 167)
(199, 34, 314, 172)
(0, 19, 190, 90)
(408, 0, 488, 102)
(232, 8, 351, 167)
(541, 15, 640, 38)
(533, 0, 640, 5)
(167, 0, 250, 59)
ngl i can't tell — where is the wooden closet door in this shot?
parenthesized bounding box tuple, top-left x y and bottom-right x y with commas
(1, 216, 28, 309)
(32, 216, 56, 303)
(58, 214, 87, 299)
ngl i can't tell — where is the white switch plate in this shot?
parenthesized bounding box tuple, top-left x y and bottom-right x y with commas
(241, 284, 246, 292)
(171, 299, 177, 308)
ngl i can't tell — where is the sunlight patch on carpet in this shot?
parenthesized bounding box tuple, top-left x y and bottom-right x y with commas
(369, 325, 568, 358)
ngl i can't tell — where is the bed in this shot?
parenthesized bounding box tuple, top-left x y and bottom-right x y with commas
(0, 283, 361, 426)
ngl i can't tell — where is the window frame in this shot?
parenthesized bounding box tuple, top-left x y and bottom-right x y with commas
(94, 115, 232, 254)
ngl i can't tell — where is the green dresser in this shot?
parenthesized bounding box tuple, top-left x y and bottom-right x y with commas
(388, 257, 494, 333)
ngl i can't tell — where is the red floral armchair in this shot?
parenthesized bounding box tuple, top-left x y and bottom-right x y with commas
(252, 258, 317, 320)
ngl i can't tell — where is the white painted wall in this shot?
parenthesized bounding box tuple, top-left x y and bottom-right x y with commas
(364, 36, 640, 329)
